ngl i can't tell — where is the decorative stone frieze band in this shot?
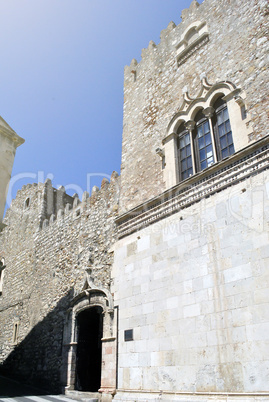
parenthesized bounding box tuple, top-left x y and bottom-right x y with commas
(177, 33, 209, 66)
(116, 136, 269, 238)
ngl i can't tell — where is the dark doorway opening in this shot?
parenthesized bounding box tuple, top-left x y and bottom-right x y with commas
(75, 306, 103, 391)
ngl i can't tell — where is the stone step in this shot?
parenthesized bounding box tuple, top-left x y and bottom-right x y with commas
(65, 390, 100, 402)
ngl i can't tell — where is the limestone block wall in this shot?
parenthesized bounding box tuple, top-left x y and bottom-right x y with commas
(120, 0, 269, 213)
(0, 116, 24, 223)
(112, 169, 269, 399)
(0, 172, 120, 392)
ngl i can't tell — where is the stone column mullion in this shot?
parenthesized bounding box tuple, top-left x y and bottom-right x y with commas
(208, 117, 217, 162)
(203, 106, 217, 162)
(185, 120, 196, 175)
(189, 130, 196, 174)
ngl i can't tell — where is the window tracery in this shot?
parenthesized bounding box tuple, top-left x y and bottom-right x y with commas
(177, 96, 235, 179)
(162, 79, 252, 189)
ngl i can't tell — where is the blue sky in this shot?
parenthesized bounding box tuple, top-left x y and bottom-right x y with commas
(0, 0, 193, 206)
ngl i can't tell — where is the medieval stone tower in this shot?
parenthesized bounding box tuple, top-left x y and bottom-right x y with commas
(0, 0, 268, 401)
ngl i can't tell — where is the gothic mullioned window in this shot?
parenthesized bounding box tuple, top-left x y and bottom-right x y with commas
(177, 96, 235, 178)
(163, 79, 252, 189)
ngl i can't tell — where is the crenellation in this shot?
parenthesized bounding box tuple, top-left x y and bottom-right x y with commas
(64, 202, 71, 214)
(2, 174, 121, 237)
(0, 170, 120, 391)
(42, 219, 49, 229)
(101, 177, 109, 190)
(181, 0, 200, 22)
(82, 191, 89, 202)
(91, 185, 99, 194)
(72, 195, 80, 208)
(148, 40, 157, 51)
(160, 21, 176, 43)
(120, 0, 268, 213)
(57, 209, 64, 220)
(49, 214, 56, 224)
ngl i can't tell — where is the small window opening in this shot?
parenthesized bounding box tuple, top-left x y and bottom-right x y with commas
(241, 105, 247, 120)
(12, 322, 19, 344)
(76, 209, 81, 217)
(0, 258, 5, 295)
(24, 198, 30, 209)
(124, 329, 133, 341)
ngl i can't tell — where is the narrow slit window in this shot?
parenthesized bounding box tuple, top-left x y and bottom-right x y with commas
(24, 198, 30, 209)
(12, 322, 19, 344)
(0, 258, 5, 295)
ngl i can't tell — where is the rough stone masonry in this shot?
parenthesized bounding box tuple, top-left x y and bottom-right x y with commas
(0, 0, 268, 400)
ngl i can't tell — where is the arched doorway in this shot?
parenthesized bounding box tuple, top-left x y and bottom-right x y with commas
(75, 306, 103, 391)
(63, 284, 117, 397)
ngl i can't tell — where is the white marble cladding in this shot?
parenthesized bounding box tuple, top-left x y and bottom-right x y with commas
(111, 168, 269, 396)
(117, 137, 269, 239)
(114, 391, 269, 402)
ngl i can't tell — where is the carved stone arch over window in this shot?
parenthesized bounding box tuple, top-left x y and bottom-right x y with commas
(162, 78, 253, 189)
(62, 274, 116, 397)
(176, 21, 209, 66)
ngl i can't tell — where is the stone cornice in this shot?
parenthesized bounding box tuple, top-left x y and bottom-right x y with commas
(162, 132, 177, 145)
(116, 136, 269, 238)
(0, 222, 6, 232)
(0, 116, 25, 147)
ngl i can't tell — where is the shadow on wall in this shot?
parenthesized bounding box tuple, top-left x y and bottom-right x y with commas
(0, 288, 74, 395)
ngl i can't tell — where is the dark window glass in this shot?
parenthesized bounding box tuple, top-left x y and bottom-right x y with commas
(177, 124, 193, 180)
(176, 98, 236, 183)
(194, 110, 215, 172)
(213, 97, 235, 160)
(186, 144, 191, 156)
(124, 329, 133, 342)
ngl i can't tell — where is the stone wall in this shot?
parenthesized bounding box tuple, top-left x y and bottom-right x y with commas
(0, 0, 268, 399)
(0, 173, 120, 392)
(0, 116, 24, 224)
(120, 0, 269, 213)
(111, 0, 269, 399)
(112, 168, 269, 400)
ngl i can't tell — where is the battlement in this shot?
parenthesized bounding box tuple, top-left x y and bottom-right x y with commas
(120, 0, 268, 214)
(124, 0, 201, 83)
(39, 171, 120, 232)
(3, 172, 120, 233)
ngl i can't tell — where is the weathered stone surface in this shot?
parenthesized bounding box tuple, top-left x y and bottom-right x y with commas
(112, 170, 269, 398)
(0, 116, 24, 223)
(120, 0, 269, 213)
(0, 176, 120, 392)
(0, 0, 269, 400)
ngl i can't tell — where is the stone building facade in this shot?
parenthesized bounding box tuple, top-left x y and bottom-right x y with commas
(0, 116, 24, 228)
(0, 175, 120, 394)
(0, 0, 269, 401)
